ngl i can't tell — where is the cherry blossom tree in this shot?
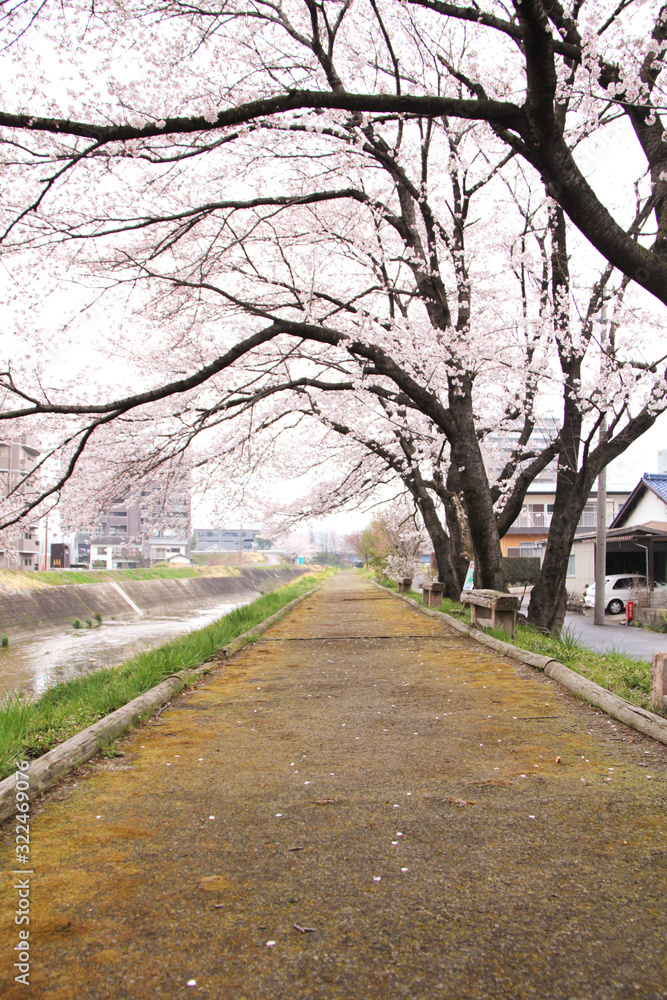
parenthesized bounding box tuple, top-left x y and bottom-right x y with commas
(1, 0, 664, 297)
(0, 0, 665, 633)
(244, 389, 468, 597)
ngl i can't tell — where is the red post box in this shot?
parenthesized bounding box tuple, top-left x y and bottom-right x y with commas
(625, 600, 634, 623)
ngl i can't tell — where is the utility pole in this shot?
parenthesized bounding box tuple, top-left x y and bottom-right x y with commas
(594, 298, 609, 627)
(594, 444, 607, 625)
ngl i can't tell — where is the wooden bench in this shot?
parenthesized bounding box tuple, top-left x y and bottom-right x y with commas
(420, 581, 445, 608)
(461, 589, 521, 637)
(396, 577, 413, 594)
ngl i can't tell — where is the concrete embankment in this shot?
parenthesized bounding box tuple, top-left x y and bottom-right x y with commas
(0, 566, 304, 637)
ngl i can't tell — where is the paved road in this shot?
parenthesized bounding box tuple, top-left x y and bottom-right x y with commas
(562, 612, 667, 661)
(2, 572, 666, 999)
(515, 589, 667, 661)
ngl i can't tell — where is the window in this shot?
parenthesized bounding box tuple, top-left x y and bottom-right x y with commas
(566, 554, 576, 577)
(519, 542, 542, 558)
(579, 505, 597, 528)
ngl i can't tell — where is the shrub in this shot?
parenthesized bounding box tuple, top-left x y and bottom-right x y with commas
(94, 612, 102, 624)
(502, 557, 540, 585)
(1, 635, 8, 648)
(653, 610, 667, 634)
(72, 619, 83, 629)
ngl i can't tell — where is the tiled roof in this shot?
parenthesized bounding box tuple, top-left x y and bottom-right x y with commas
(610, 473, 667, 528)
(644, 473, 667, 505)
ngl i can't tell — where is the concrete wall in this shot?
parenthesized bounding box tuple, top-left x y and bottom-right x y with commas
(568, 539, 596, 597)
(635, 607, 667, 629)
(0, 567, 306, 637)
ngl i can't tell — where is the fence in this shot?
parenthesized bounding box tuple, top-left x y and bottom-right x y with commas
(631, 587, 667, 609)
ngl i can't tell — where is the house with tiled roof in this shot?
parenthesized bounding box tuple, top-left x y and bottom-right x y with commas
(565, 472, 667, 596)
(609, 473, 667, 530)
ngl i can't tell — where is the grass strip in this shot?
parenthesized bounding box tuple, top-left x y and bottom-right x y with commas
(482, 620, 661, 715)
(0, 564, 252, 589)
(0, 571, 331, 780)
(371, 573, 662, 717)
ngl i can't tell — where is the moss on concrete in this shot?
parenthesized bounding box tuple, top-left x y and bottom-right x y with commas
(1, 572, 665, 998)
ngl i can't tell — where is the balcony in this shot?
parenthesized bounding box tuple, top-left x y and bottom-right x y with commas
(514, 512, 553, 529)
(513, 509, 614, 530)
(18, 540, 39, 554)
(578, 510, 614, 529)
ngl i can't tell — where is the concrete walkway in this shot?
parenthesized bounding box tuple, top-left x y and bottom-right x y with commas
(2, 571, 667, 999)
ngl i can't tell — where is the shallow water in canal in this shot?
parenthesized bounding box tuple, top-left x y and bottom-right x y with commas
(0, 594, 254, 696)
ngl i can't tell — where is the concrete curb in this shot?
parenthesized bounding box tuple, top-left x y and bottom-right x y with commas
(0, 583, 322, 826)
(375, 582, 667, 748)
(0, 669, 197, 826)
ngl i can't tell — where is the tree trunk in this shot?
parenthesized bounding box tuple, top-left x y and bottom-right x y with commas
(417, 492, 461, 600)
(449, 392, 507, 591)
(405, 469, 461, 599)
(438, 463, 474, 590)
(527, 461, 604, 633)
(527, 507, 581, 634)
(527, 349, 591, 634)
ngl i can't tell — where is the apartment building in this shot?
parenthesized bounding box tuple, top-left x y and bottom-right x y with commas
(192, 528, 262, 553)
(0, 435, 41, 570)
(484, 417, 561, 491)
(81, 476, 192, 568)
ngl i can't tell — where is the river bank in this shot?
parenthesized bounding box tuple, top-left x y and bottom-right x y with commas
(0, 594, 246, 695)
(0, 565, 303, 638)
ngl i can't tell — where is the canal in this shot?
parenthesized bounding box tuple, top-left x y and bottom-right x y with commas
(0, 594, 252, 696)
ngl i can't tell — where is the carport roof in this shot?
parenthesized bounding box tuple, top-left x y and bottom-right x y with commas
(573, 522, 667, 544)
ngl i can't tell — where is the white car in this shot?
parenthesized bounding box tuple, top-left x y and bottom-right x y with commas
(584, 575, 666, 615)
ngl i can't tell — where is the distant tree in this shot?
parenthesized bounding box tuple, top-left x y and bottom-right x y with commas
(313, 551, 346, 567)
(355, 518, 393, 576)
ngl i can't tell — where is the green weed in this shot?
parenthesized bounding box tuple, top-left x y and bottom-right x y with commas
(0, 571, 329, 780)
(99, 739, 124, 759)
(379, 572, 658, 717)
(482, 620, 656, 714)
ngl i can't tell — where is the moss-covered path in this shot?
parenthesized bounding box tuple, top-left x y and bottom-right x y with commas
(2, 571, 667, 999)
